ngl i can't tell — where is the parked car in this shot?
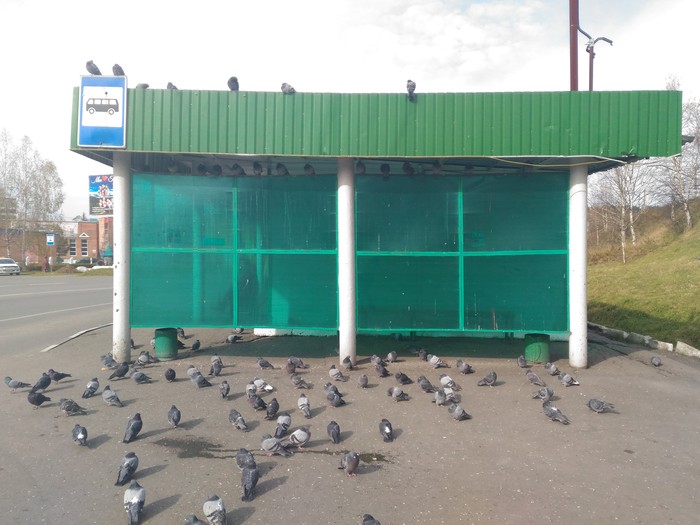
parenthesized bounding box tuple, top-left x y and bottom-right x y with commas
(0, 258, 21, 276)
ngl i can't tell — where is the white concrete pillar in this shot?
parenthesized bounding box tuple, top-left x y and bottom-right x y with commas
(569, 164, 588, 368)
(337, 158, 356, 364)
(112, 151, 132, 363)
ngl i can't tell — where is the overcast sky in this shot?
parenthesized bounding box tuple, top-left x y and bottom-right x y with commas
(1, 0, 697, 220)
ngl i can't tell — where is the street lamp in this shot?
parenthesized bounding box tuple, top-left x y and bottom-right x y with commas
(578, 27, 613, 91)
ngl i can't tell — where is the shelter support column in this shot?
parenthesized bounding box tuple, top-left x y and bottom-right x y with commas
(112, 151, 132, 364)
(569, 164, 588, 368)
(337, 157, 357, 364)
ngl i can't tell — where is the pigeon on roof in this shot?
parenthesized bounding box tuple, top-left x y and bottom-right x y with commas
(281, 82, 296, 94)
(228, 76, 239, 91)
(406, 79, 416, 101)
(112, 64, 125, 76)
(86, 60, 101, 75)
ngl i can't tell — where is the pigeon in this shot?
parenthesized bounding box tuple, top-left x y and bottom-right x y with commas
(186, 365, 200, 379)
(374, 363, 390, 377)
(167, 82, 178, 89)
(253, 377, 274, 393)
(226, 334, 238, 344)
(109, 362, 130, 380)
(102, 385, 124, 407)
(100, 354, 119, 369)
(219, 381, 230, 399)
(228, 76, 239, 91)
(253, 162, 264, 176)
(275, 413, 292, 438)
(211, 354, 224, 368)
(543, 401, 570, 424)
(167, 405, 181, 428)
(191, 339, 201, 352)
(58, 398, 87, 416)
(327, 420, 341, 444)
(448, 402, 472, 421)
(27, 391, 51, 408)
(184, 515, 208, 525)
(439, 374, 461, 391)
(357, 374, 369, 388)
(4, 376, 31, 392)
(283, 426, 311, 449)
(136, 351, 158, 366)
(406, 79, 416, 101)
(48, 368, 72, 382)
(386, 350, 398, 363)
(164, 368, 176, 382)
(191, 372, 213, 388)
(247, 391, 267, 411)
(82, 378, 100, 398)
(327, 390, 346, 407)
(456, 359, 474, 374)
(433, 388, 456, 406)
(256, 357, 274, 370)
(229, 409, 249, 432)
(559, 373, 580, 387)
(338, 451, 360, 476)
(387, 386, 409, 401)
(245, 382, 257, 396)
(651, 356, 662, 367)
(72, 423, 88, 446)
(362, 515, 382, 525)
(544, 362, 560, 376)
(341, 356, 354, 370)
(587, 399, 615, 414)
(130, 368, 152, 384)
(290, 373, 310, 389)
(135, 83, 149, 89)
(286, 361, 297, 375)
(525, 369, 546, 387)
(115, 452, 139, 486)
(394, 372, 413, 385)
(261, 434, 292, 457)
(123, 413, 143, 443)
(428, 354, 449, 369)
(298, 393, 311, 418)
(30, 372, 51, 393)
(209, 360, 222, 377)
(417, 375, 437, 393)
(477, 371, 497, 387)
(324, 382, 344, 398)
(517, 355, 528, 368)
(176, 327, 185, 338)
(202, 494, 226, 525)
(379, 418, 394, 442)
(241, 465, 260, 502)
(123, 480, 145, 525)
(413, 348, 428, 361)
(329, 365, 347, 382)
(288, 355, 309, 369)
(265, 398, 280, 420)
(303, 163, 316, 176)
(281, 82, 296, 94)
(86, 60, 101, 75)
(531, 387, 554, 402)
(370, 354, 385, 367)
(236, 448, 256, 470)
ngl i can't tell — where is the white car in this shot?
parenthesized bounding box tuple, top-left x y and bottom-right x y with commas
(0, 257, 21, 276)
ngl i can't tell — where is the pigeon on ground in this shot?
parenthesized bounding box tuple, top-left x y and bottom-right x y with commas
(477, 371, 497, 387)
(265, 398, 280, 420)
(241, 465, 260, 502)
(329, 365, 347, 381)
(164, 368, 176, 382)
(219, 381, 230, 399)
(191, 339, 201, 352)
(281, 82, 296, 94)
(517, 355, 528, 368)
(247, 392, 267, 411)
(135, 83, 149, 89)
(290, 373, 310, 389)
(167, 82, 178, 89)
(82, 378, 100, 398)
(27, 391, 51, 408)
(116, 452, 139, 486)
(406, 79, 416, 101)
(4, 376, 31, 392)
(559, 373, 580, 387)
(130, 368, 152, 384)
(374, 363, 390, 377)
(324, 382, 344, 398)
(338, 451, 360, 476)
(439, 374, 461, 391)
(256, 357, 274, 370)
(341, 356, 354, 370)
(137, 351, 158, 366)
(327, 420, 341, 444)
(525, 369, 546, 387)
(58, 398, 87, 416)
(72, 423, 88, 446)
(167, 405, 181, 428)
(228, 76, 239, 91)
(283, 426, 311, 449)
(209, 360, 223, 377)
(387, 386, 409, 402)
(100, 354, 119, 369)
(288, 356, 309, 369)
(286, 361, 297, 375)
(379, 418, 394, 442)
(448, 402, 472, 421)
(48, 368, 72, 382)
(456, 359, 474, 374)
(357, 374, 369, 388)
(327, 390, 346, 407)
(226, 334, 238, 344)
(102, 385, 124, 407)
(394, 372, 413, 385)
(261, 434, 292, 457)
(86, 60, 101, 75)
(298, 393, 311, 418)
(651, 356, 662, 367)
(191, 372, 213, 388)
(109, 362, 130, 380)
(362, 514, 381, 525)
(544, 362, 560, 376)
(229, 409, 249, 432)
(253, 377, 274, 393)
(184, 515, 208, 525)
(274, 412, 292, 438)
(532, 387, 554, 402)
(587, 399, 616, 414)
(30, 373, 51, 393)
(186, 365, 200, 379)
(413, 348, 428, 361)
(433, 388, 457, 406)
(236, 448, 256, 470)
(203, 494, 226, 525)
(417, 375, 437, 393)
(543, 401, 570, 424)
(123, 479, 145, 525)
(176, 327, 185, 338)
(123, 413, 143, 443)
(386, 351, 398, 363)
(428, 354, 449, 369)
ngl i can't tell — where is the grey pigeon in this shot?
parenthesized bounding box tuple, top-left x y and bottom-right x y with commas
(341, 356, 353, 370)
(184, 515, 208, 525)
(72, 423, 88, 446)
(241, 465, 260, 502)
(543, 401, 570, 424)
(4, 376, 31, 392)
(290, 373, 310, 389)
(298, 393, 311, 418)
(202, 494, 226, 525)
(226, 334, 238, 344)
(374, 363, 390, 377)
(135, 83, 149, 89)
(587, 398, 615, 414)
(324, 382, 344, 398)
(191, 339, 201, 352)
(229, 409, 249, 432)
(130, 368, 152, 384)
(219, 380, 230, 399)
(253, 377, 274, 393)
(164, 368, 176, 382)
(386, 350, 398, 363)
(86, 60, 101, 75)
(275, 413, 291, 438)
(209, 360, 222, 377)
(123, 479, 145, 525)
(176, 327, 186, 339)
(651, 356, 662, 367)
(286, 361, 297, 375)
(261, 434, 292, 457)
(456, 359, 474, 374)
(406, 79, 416, 101)
(228, 76, 239, 91)
(186, 365, 200, 379)
(283, 426, 311, 449)
(27, 391, 51, 408)
(532, 387, 554, 402)
(387, 386, 409, 402)
(256, 357, 274, 369)
(191, 372, 212, 388)
(448, 402, 471, 421)
(525, 369, 546, 387)
(327, 420, 341, 444)
(137, 351, 158, 366)
(82, 377, 99, 398)
(517, 355, 528, 368)
(58, 398, 87, 416)
(439, 373, 461, 391)
(252, 162, 263, 176)
(433, 388, 455, 406)
(236, 448, 256, 470)
(428, 354, 449, 369)
(116, 452, 139, 486)
(329, 365, 347, 381)
(265, 398, 280, 420)
(102, 385, 123, 407)
(417, 375, 437, 393)
(167, 82, 178, 89)
(338, 451, 360, 476)
(281, 82, 296, 94)
(357, 374, 369, 388)
(544, 362, 560, 376)
(100, 353, 119, 369)
(167, 405, 181, 428)
(379, 418, 394, 442)
(123, 413, 143, 443)
(395, 372, 412, 385)
(247, 391, 267, 411)
(30, 372, 51, 393)
(288, 356, 309, 369)
(327, 390, 346, 407)
(370, 354, 385, 367)
(559, 373, 580, 387)
(362, 514, 382, 525)
(413, 348, 428, 361)
(477, 371, 497, 387)
(109, 362, 130, 380)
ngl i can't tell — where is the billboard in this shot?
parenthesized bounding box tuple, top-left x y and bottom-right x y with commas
(89, 175, 114, 216)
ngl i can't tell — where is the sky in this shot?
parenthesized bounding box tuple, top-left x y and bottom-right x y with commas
(1, 0, 697, 220)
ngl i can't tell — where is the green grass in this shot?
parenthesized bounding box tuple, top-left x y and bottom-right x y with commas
(588, 225, 700, 347)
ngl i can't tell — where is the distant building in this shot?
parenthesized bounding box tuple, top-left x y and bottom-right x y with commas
(58, 216, 112, 262)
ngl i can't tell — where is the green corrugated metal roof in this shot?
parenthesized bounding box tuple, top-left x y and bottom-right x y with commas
(70, 88, 681, 161)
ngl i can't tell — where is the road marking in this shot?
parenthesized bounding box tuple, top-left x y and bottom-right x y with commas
(0, 287, 112, 297)
(0, 302, 112, 323)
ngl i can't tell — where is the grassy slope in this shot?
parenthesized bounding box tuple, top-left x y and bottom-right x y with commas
(588, 225, 700, 347)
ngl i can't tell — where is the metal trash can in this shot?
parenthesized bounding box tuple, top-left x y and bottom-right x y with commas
(154, 328, 178, 361)
(524, 333, 550, 363)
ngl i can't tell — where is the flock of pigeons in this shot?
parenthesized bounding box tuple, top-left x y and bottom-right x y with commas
(85, 60, 419, 100)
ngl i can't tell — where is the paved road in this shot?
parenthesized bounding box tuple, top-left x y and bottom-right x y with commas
(0, 274, 112, 357)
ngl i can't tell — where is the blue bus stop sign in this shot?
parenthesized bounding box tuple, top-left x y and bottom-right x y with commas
(78, 75, 127, 148)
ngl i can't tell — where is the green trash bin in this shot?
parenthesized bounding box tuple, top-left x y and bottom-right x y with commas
(524, 333, 550, 363)
(154, 328, 178, 361)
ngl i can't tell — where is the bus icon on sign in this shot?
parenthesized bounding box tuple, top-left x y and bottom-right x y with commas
(86, 98, 119, 115)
